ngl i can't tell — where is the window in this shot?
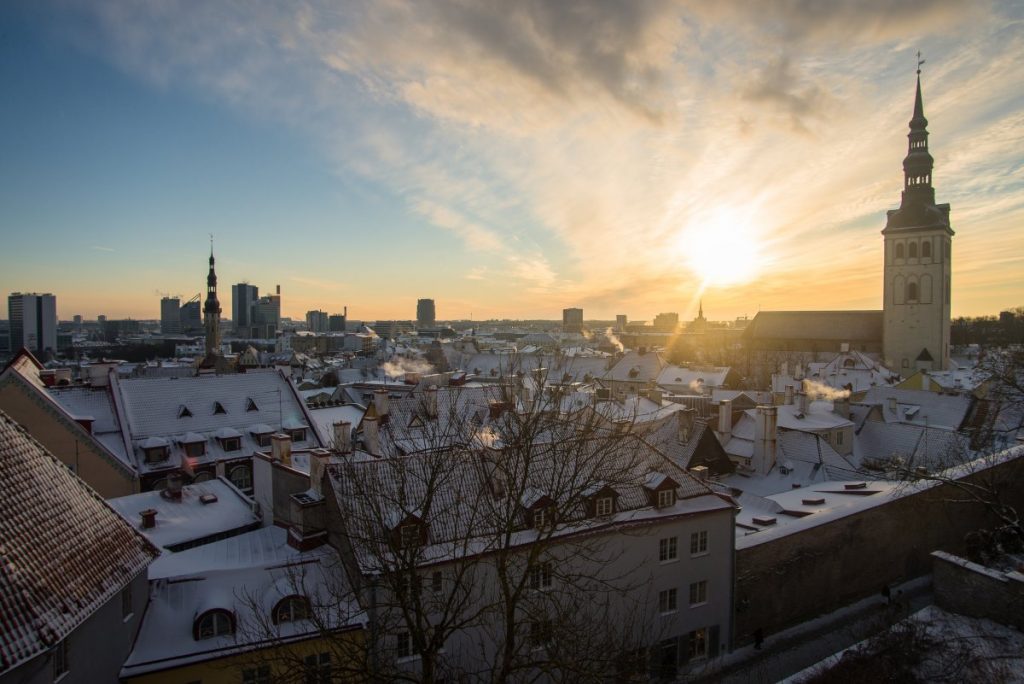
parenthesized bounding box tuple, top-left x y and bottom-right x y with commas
(184, 441, 206, 458)
(274, 595, 310, 623)
(595, 496, 613, 517)
(657, 489, 675, 508)
(288, 428, 307, 442)
(659, 536, 678, 562)
(529, 619, 553, 649)
(688, 627, 708, 659)
(52, 638, 69, 680)
(533, 507, 553, 529)
(242, 665, 272, 684)
(658, 588, 677, 614)
(246, 398, 259, 412)
(192, 471, 214, 483)
(121, 585, 133, 620)
(922, 241, 931, 259)
(195, 610, 234, 639)
(396, 632, 419, 659)
(908, 242, 918, 259)
(178, 405, 193, 419)
(229, 465, 253, 492)
(400, 524, 421, 549)
(221, 437, 241, 452)
(690, 530, 708, 556)
(431, 570, 443, 593)
(213, 401, 227, 415)
(689, 580, 707, 606)
(835, 430, 844, 446)
(529, 562, 552, 590)
(895, 243, 904, 259)
(143, 446, 169, 464)
(907, 281, 919, 302)
(254, 432, 273, 448)
(304, 652, 331, 684)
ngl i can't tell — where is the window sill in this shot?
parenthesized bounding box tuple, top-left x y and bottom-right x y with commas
(659, 557, 679, 565)
(689, 601, 708, 608)
(396, 654, 421, 665)
(659, 610, 678, 617)
(690, 551, 709, 559)
(54, 672, 70, 684)
(122, 612, 134, 623)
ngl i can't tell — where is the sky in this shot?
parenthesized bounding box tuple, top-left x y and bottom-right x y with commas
(1, 1, 1022, 323)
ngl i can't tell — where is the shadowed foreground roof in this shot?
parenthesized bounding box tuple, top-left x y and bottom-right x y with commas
(0, 410, 157, 674)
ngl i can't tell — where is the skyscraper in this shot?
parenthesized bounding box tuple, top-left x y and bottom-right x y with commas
(417, 299, 436, 328)
(882, 69, 953, 372)
(562, 307, 583, 334)
(160, 296, 182, 335)
(8, 292, 57, 358)
(306, 310, 329, 333)
(232, 283, 259, 335)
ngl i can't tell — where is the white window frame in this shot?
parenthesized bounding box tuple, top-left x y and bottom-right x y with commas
(595, 496, 613, 517)
(658, 588, 677, 615)
(690, 530, 708, 556)
(533, 507, 552, 529)
(659, 536, 678, 563)
(689, 627, 708, 660)
(396, 631, 419, 660)
(657, 489, 674, 508)
(529, 562, 552, 590)
(689, 580, 708, 607)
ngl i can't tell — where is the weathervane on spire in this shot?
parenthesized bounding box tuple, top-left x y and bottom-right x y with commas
(916, 51, 925, 76)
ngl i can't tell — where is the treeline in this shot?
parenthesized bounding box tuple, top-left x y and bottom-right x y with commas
(951, 308, 1024, 347)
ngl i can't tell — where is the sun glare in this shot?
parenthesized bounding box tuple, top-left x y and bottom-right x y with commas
(678, 207, 763, 288)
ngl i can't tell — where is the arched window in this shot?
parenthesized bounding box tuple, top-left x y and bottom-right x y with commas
(228, 464, 252, 491)
(921, 241, 931, 259)
(194, 610, 235, 640)
(895, 243, 904, 259)
(908, 242, 917, 259)
(273, 596, 311, 624)
(843, 358, 856, 369)
(192, 471, 214, 483)
(907, 282, 919, 301)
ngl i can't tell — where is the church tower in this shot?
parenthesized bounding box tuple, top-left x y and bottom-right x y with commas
(882, 67, 953, 373)
(203, 247, 222, 358)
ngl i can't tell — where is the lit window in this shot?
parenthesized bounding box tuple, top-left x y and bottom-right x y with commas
(52, 638, 69, 680)
(657, 489, 675, 508)
(659, 537, 678, 562)
(689, 580, 707, 606)
(688, 627, 708, 659)
(595, 496, 613, 517)
(658, 588, 677, 614)
(195, 610, 234, 639)
(396, 632, 419, 659)
(274, 596, 310, 623)
(304, 652, 331, 683)
(690, 530, 708, 555)
(529, 562, 552, 590)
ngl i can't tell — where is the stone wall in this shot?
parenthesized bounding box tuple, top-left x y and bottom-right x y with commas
(733, 451, 1024, 643)
(932, 550, 1024, 629)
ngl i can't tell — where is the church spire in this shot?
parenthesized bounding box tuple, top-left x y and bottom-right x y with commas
(901, 54, 935, 207)
(203, 240, 221, 358)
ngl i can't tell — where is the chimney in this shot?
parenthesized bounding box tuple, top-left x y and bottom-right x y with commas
(797, 391, 810, 415)
(690, 465, 709, 481)
(272, 433, 293, 466)
(795, 363, 804, 380)
(140, 508, 157, 529)
(753, 405, 778, 475)
(888, 397, 897, 414)
(165, 472, 184, 501)
(363, 416, 381, 456)
(649, 388, 663, 404)
(489, 400, 508, 420)
(333, 421, 352, 453)
(717, 399, 732, 441)
(518, 385, 533, 414)
(308, 448, 330, 497)
(373, 390, 390, 421)
(834, 397, 850, 419)
(781, 360, 789, 377)
(678, 408, 695, 443)
(784, 385, 794, 406)
(425, 385, 438, 419)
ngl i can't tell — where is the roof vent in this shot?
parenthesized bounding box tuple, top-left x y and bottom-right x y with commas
(200, 493, 218, 505)
(752, 516, 777, 526)
(140, 509, 157, 529)
(845, 482, 867, 490)
(802, 497, 825, 506)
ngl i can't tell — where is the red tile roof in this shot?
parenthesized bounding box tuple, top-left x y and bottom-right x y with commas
(0, 410, 157, 674)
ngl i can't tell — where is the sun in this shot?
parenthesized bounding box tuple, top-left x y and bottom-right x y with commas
(677, 206, 763, 288)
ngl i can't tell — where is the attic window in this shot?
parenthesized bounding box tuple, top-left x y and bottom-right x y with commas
(213, 402, 227, 415)
(657, 489, 675, 508)
(273, 596, 311, 624)
(220, 437, 241, 452)
(399, 524, 422, 549)
(287, 428, 307, 442)
(194, 609, 235, 640)
(246, 398, 259, 412)
(533, 507, 555, 530)
(144, 446, 169, 464)
(178, 405, 192, 419)
(184, 442, 206, 458)
(595, 496, 614, 517)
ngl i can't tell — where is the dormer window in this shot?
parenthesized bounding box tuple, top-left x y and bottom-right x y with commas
(391, 513, 427, 550)
(144, 446, 169, 464)
(246, 398, 259, 412)
(221, 437, 241, 452)
(255, 432, 272, 448)
(400, 524, 420, 548)
(194, 609, 234, 640)
(657, 489, 675, 508)
(178, 405, 192, 419)
(533, 508, 552, 529)
(584, 484, 619, 518)
(595, 496, 614, 517)
(644, 472, 680, 509)
(213, 401, 227, 415)
(273, 596, 310, 624)
(288, 428, 306, 442)
(185, 442, 205, 458)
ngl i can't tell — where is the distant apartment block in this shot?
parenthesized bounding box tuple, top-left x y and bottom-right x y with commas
(562, 307, 583, 333)
(160, 296, 181, 335)
(8, 292, 57, 357)
(232, 283, 259, 335)
(306, 309, 329, 333)
(417, 298, 436, 327)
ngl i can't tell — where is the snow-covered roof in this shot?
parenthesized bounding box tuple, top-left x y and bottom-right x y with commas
(861, 387, 972, 430)
(656, 365, 731, 392)
(0, 410, 157, 674)
(121, 544, 362, 678)
(602, 350, 668, 383)
(107, 478, 261, 551)
(307, 404, 366, 446)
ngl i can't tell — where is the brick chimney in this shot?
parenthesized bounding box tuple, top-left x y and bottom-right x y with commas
(333, 421, 351, 453)
(425, 385, 439, 419)
(717, 399, 732, 441)
(753, 405, 778, 475)
(373, 390, 390, 422)
(363, 416, 381, 456)
(272, 433, 292, 466)
(164, 472, 184, 501)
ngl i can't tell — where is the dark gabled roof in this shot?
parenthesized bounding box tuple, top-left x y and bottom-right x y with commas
(916, 348, 934, 362)
(0, 411, 157, 674)
(743, 310, 883, 343)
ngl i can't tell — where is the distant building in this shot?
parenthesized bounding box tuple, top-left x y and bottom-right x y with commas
(179, 298, 202, 335)
(653, 312, 680, 332)
(373, 320, 415, 339)
(8, 292, 57, 358)
(562, 307, 583, 333)
(231, 283, 258, 335)
(306, 309, 329, 333)
(417, 298, 436, 327)
(160, 296, 181, 335)
(329, 308, 348, 332)
(72, 314, 82, 327)
(252, 287, 281, 339)
(615, 314, 627, 331)
(202, 249, 222, 360)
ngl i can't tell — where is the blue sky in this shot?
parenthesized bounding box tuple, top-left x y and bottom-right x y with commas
(1, 1, 1022, 322)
